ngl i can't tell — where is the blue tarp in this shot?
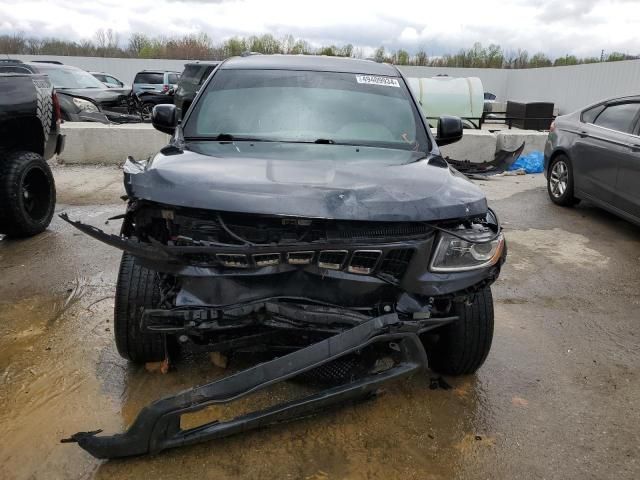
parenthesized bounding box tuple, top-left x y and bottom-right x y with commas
(508, 151, 544, 174)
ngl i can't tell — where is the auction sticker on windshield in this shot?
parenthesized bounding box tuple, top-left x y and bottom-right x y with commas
(356, 75, 400, 87)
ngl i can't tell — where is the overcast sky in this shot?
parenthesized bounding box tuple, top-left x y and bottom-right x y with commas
(1, 0, 638, 58)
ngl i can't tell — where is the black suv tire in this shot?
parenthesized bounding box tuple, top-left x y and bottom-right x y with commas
(0, 150, 56, 237)
(114, 252, 171, 363)
(425, 287, 494, 375)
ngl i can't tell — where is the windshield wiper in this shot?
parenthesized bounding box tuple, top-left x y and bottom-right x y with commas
(186, 134, 277, 142)
(184, 136, 410, 150)
(188, 134, 335, 144)
(214, 133, 235, 141)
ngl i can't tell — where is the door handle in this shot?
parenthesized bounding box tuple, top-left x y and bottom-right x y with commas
(630, 144, 640, 152)
(579, 130, 589, 138)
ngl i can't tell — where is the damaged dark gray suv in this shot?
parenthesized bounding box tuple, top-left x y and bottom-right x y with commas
(62, 55, 506, 459)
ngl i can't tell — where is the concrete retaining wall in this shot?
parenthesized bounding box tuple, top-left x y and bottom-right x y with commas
(58, 123, 546, 165)
(431, 129, 498, 162)
(495, 130, 548, 155)
(59, 123, 169, 164)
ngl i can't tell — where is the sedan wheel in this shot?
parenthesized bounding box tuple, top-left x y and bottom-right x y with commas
(549, 160, 568, 198)
(547, 154, 579, 206)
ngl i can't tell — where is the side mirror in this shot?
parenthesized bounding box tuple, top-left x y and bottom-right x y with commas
(152, 104, 178, 135)
(435, 115, 463, 146)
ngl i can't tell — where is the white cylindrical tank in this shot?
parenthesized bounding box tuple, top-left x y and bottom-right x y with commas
(407, 76, 484, 121)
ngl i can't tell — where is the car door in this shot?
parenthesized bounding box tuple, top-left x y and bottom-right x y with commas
(614, 111, 640, 220)
(572, 102, 640, 205)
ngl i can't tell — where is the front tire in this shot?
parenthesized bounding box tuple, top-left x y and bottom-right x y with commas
(114, 253, 170, 363)
(425, 287, 494, 376)
(0, 150, 56, 237)
(140, 102, 154, 122)
(547, 154, 579, 206)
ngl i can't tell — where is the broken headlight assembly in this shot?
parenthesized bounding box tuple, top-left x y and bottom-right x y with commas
(72, 97, 99, 113)
(430, 213, 505, 272)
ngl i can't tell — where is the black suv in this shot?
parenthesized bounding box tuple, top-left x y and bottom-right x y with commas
(63, 55, 506, 459)
(0, 69, 64, 237)
(174, 61, 219, 115)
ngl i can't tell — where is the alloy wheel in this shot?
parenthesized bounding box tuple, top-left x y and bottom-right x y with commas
(550, 160, 569, 198)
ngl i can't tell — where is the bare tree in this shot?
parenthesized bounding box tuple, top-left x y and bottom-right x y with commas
(1, 32, 632, 68)
(128, 33, 148, 57)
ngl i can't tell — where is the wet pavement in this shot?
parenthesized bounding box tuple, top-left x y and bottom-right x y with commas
(1, 167, 639, 479)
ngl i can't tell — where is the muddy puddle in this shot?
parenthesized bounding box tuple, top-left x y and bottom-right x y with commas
(0, 283, 507, 480)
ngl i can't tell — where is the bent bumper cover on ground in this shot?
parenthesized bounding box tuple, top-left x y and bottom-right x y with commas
(62, 313, 442, 459)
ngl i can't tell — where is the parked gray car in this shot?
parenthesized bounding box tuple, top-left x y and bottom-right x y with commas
(544, 95, 640, 225)
(132, 70, 180, 94)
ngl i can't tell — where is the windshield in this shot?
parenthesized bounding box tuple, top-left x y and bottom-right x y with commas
(135, 72, 164, 84)
(184, 69, 429, 152)
(36, 65, 106, 89)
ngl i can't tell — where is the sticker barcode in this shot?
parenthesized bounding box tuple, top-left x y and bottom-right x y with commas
(356, 75, 400, 87)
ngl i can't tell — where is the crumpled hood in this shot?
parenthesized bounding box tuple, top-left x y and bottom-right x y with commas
(57, 88, 125, 106)
(126, 142, 487, 221)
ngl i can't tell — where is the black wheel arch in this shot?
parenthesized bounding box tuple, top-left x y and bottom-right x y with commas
(0, 117, 45, 157)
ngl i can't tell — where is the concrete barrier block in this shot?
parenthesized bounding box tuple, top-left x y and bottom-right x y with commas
(59, 123, 506, 166)
(431, 129, 497, 163)
(59, 123, 170, 165)
(495, 130, 548, 155)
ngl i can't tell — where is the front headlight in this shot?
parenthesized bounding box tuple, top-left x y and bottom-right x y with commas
(72, 97, 99, 113)
(430, 232, 505, 272)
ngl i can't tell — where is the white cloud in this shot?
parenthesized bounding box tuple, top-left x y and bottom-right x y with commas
(1, 0, 639, 57)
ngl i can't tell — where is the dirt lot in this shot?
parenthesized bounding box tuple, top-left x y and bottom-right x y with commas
(1, 166, 638, 479)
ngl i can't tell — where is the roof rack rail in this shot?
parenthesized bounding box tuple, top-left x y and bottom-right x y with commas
(0, 59, 24, 64)
(31, 60, 64, 65)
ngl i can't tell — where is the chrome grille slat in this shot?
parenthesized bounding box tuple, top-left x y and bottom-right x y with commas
(287, 251, 315, 265)
(347, 250, 383, 275)
(253, 253, 281, 267)
(317, 250, 348, 270)
(209, 248, 414, 279)
(216, 254, 249, 268)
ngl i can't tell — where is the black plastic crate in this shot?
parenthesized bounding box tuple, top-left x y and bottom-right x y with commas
(506, 101, 554, 130)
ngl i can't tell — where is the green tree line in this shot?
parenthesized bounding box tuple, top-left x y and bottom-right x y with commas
(1, 31, 637, 68)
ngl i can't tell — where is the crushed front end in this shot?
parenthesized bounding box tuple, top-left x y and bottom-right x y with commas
(61, 179, 505, 459)
(63, 191, 505, 356)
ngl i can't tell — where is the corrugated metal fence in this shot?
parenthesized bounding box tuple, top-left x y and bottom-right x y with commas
(11, 54, 640, 114)
(506, 61, 640, 113)
(401, 61, 640, 113)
